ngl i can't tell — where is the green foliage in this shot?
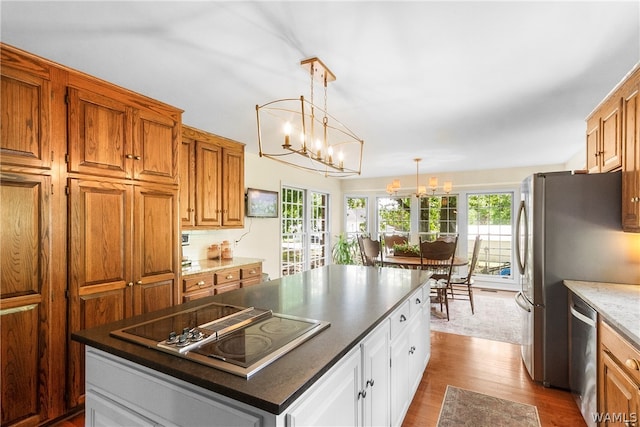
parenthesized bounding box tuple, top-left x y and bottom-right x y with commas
(468, 193, 512, 225)
(392, 242, 420, 256)
(332, 234, 358, 265)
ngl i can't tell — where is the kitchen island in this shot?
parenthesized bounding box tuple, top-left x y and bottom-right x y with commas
(73, 265, 432, 426)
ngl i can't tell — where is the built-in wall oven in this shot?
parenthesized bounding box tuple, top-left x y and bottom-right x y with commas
(569, 291, 597, 427)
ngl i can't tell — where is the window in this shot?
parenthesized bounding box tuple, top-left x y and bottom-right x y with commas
(418, 195, 458, 241)
(345, 196, 367, 240)
(377, 196, 411, 236)
(281, 186, 330, 276)
(467, 192, 513, 278)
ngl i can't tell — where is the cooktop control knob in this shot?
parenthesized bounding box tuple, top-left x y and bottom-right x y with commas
(166, 331, 178, 345)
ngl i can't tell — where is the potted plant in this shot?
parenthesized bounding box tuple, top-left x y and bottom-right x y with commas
(332, 234, 358, 265)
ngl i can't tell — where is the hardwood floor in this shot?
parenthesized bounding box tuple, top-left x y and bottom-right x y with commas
(55, 331, 586, 427)
(403, 331, 587, 427)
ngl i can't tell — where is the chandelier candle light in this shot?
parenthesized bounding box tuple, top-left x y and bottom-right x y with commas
(256, 57, 364, 177)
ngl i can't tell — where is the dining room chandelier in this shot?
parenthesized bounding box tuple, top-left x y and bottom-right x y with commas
(256, 57, 364, 177)
(386, 158, 453, 197)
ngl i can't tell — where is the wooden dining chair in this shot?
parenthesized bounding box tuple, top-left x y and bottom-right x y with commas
(357, 235, 384, 267)
(420, 236, 458, 320)
(448, 235, 481, 314)
(383, 234, 408, 254)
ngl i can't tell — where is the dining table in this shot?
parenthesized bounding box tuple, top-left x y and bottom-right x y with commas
(382, 255, 468, 270)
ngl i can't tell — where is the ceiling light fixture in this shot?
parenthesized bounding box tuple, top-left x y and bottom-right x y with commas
(414, 158, 427, 198)
(386, 179, 401, 195)
(428, 176, 453, 195)
(256, 57, 364, 177)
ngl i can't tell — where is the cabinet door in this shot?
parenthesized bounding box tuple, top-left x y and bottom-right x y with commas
(586, 117, 601, 173)
(408, 312, 424, 394)
(222, 147, 244, 227)
(132, 109, 179, 184)
(133, 185, 179, 315)
(622, 79, 640, 232)
(179, 139, 195, 227)
(287, 347, 361, 427)
(67, 87, 133, 179)
(600, 350, 640, 426)
(67, 178, 133, 407)
(390, 326, 410, 427)
(601, 97, 623, 172)
(362, 321, 390, 427)
(1, 173, 51, 426)
(195, 141, 222, 227)
(0, 66, 51, 169)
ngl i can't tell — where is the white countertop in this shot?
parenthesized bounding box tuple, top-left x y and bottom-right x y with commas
(564, 280, 640, 348)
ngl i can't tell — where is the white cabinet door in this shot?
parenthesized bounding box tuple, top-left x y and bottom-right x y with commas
(408, 311, 424, 394)
(287, 347, 361, 427)
(390, 325, 410, 427)
(421, 295, 431, 368)
(86, 390, 159, 427)
(362, 320, 390, 427)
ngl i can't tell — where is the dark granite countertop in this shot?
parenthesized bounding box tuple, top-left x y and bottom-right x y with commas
(564, 280, 640, 348)
(73, 265, 431, 415)
(181, 256, 264, 276)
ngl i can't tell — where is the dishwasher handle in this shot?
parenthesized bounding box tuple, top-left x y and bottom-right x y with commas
(570, 304, 596, 328)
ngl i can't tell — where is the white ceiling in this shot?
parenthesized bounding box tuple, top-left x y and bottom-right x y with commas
(2, 1, 639, 179)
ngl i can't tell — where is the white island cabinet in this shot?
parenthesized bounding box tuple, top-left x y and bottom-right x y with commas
(83, 277, 430, 427)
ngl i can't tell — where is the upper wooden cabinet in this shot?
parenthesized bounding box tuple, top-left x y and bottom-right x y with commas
(67, 81, 180, 185)
(181, 125, 245, 229)
(621, 70, 640, 232)
(0, 58, 51, 170)
(587, 64, 640, 232)
(587, 96, 623, 173)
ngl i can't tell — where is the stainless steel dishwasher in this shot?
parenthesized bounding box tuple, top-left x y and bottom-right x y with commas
(568, 291, 597, 427)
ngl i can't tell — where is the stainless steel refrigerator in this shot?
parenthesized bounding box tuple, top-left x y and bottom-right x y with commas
(514, 170, 640, 390)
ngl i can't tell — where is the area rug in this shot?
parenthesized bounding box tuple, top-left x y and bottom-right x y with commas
(430, 289, 522, 344)
(437, 385, 541, 427)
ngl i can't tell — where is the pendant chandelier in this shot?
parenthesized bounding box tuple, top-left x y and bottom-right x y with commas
(256, 57, 364, 177)
(385, 158, 453, 197)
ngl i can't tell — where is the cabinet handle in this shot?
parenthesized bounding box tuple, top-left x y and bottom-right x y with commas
(126, 154, 134, 159)
(366, 379, 375, 388)
(400, 314, 407, 322)
(415, 298, 421, 304)
(136, 280, 143, 285)
(197, 280, 205, 287)
(226, 274, 234, 280)
(134, 155, 141, 160)
(250, 270, 256, 274)
(127, 282, 133, 287)
(357, 390, 367, 400)
(625, 358, 640, 371)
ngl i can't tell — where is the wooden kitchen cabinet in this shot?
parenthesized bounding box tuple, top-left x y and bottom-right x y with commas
(67, 178, 180, 406)
(587, 64, 640, 232)
(181, 125, 245, 229)
(0, 56, 51, 170)
(587, 95, 623, 174)
(622, 69, 640, 232)
(598, 320, 640, 427)
(67, 83, 180, 185)
(241, 263, 263, 287)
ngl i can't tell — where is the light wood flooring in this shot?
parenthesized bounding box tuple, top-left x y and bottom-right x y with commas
(403, 331, 587, 426)
(57, 331, 585, 427)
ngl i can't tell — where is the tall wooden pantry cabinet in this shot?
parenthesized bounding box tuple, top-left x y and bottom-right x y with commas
(0, 43, 182, 426)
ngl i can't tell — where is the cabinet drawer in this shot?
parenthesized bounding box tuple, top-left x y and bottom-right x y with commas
(216, 282, 240, 295)
(215, 268, 240, 285)
(408, 287, 425, 318)
(182, 287, 214, 303)
(601, 321, 640, 384)
(390, 300, 410, 341)
(182, 274, 213, 294)
(241, 264, 262, 280)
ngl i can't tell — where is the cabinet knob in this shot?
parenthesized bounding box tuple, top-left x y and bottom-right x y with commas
(415, 298, 421, 304)
(197, 280, 205, 287)
(126, 154, 134, 159)
(134, 155, 141, 160)
(250, 270, 256, 274)
(127, 282, 133, 287)
(399, 314, 407, 322)
(625, 358, 639, 371)
(136, 280, 143, 285)
(226, 274, 234, 280)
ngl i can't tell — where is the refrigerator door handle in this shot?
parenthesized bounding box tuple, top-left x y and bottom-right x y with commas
(515, 200, 528, 275)
(515, 291, 531, 312)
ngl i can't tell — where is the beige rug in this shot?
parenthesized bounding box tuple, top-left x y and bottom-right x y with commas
(430, 289, 522, 344)
(437, 385, 541, 427)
